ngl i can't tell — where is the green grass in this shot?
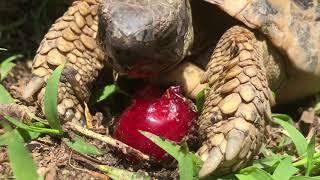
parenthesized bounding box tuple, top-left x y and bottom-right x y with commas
(0, 57, 319, 179)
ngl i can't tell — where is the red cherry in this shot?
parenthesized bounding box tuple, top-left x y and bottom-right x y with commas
(114, 86, 197, 160)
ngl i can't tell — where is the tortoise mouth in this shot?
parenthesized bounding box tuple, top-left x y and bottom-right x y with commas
(127, 63, 159, 78)
(123, 59, 172, 78)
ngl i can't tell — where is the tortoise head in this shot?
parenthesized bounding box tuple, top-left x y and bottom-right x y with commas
(97, 0, 194, 78)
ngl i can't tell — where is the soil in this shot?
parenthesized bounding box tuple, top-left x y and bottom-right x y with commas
(0, 0, 319, 179)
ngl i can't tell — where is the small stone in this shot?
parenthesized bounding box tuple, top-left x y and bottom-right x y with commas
(239, 60, 254, 67)
(244, 66, 257, 77)
(82, 25, 95, 37)
(75, 74, 81, 82)
(39, 40, 57, 54)
(218, 93, 241, 114)
(53, 21, 70, 31)
(225, 66, 242, 80)
(243, 42, 254, 51)
(78, 2, 90, 16)
(62, 15, 74, 21)
(47, 49, 66, 66)
(68, 6, 78, 16)
(239, 84, 255, 102)
(237, 73, 250, 83)
(239, 50, 251, 61)
(62, 98, 75, 108)
(62, 28, 78, 41)
(74, 12, 86, 28)
(57, 104, 66, 115)
(226, 57, 239, 69)
(74, 40, 86, 51)
(221, 78, 240, 94)
(67, 53, 77, 64)
(85, 14, 94, 26)
(33, 54, 46, 68)
(73, 49, 84, 57)
(70, 22, 82, 34)
(45, 31, 62, 40)
(209, 95, 222, 106)
(250, 77, 263, 90)
(80, 34, 96, 50)
(33, 67, 49, 77)
(91, 23, 98, 32)
(235, 103, 258, 122)
(90, 5, 98, 15)
(57, 37, 75, 52)
(78, 57, 87, 65)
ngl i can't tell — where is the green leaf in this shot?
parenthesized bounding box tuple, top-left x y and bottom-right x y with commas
(44, 63, 65, 133)
(236, 167, 274, 180)
(0, 48, 7, 51)
(4, 116, 61, 135)
(64, 134, 102, 155)
(95, 84, 118, 102)
(272, 113, 295, 124)
(290, 176, 320, 180)
(293, 152, 320, 168)
(0, 122, 39, 180)
(306, 134, 316, 176)
(252, 155, 284, 169)
(17, 128, 41, 141)
(272, 157, 298, 180)
(273, 115, 308, 156)
(196, 88, 205, 112)
(0, 54, 22, 81)
(97, 165, 151, 180)
(140, 131, 203, 180)
(0, 84, 14, 104)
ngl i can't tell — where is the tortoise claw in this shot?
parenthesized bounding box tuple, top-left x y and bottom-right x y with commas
(22, 76, 45, 99)
(199, 147, 223, 178)
(225, 129, 245, 161)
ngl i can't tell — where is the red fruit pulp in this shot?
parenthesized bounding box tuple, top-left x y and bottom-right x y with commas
(114, 86, 197, 160)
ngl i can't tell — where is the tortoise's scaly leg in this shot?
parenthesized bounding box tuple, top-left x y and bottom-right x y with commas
(198, 26, 273, 177)
(23, 0, 106, 123)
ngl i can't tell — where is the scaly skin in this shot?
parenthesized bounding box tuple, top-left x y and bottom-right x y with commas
(206, 0, 320, 102)
(22, 0, 317, 178)
(23, 0, 273, 177)
(197, 26, 273, 177)
(23, 0, 105, 123)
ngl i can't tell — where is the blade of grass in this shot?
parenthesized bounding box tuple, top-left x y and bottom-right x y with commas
(0, 54, 23, 81)
(236, 167, 274, 180)
(0, 84, 14, 104)
(290, 176, 320, 180)
(306, 134, 316, 176)
(0, 122, 39, 180)
(63, 134, 102, 155)
(293, 152, 320, 167)
(196, 88, 205, 112)
(252, 155, 285, 169)
(5, 116, 61, 135)
(97, 165, 151, 180)
(95, 84, 118, 102)
(273, 115, 307, 156)
(272, 157, 298, 180)
(140, 131, 203, 180)
(272, 113, 295, 124)
(44, 63, 65, 133)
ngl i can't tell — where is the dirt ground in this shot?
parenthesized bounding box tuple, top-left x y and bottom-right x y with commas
(0, 0, 319, 179)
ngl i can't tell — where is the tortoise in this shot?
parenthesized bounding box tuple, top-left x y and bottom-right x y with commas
(21, 0, 320, 177)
